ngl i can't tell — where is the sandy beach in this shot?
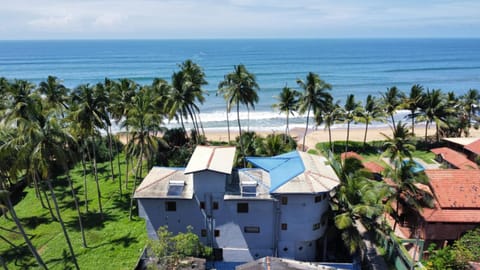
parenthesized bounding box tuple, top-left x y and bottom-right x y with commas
(203, 124, 480, 151)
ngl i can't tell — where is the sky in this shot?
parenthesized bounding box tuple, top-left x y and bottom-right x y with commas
(1, 0, 479, 39)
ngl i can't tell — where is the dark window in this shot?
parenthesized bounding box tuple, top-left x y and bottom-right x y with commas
(201, 229, 207, 237)
(213, 201, 219, 210)
(315, 195, 322, 203)
(281, 196, 288, 205)
(281, 223, 288, 230)
(322, 193, 327, 200)
(313, 223, 320, 230)
(237, 203, 249, 213)
(165, 201, 176, 212)
(214, 230, 220, 237)
(244, 226, 260, 233)
(200, 201, 205, 209)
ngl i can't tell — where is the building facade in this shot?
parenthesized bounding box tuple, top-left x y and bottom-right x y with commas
(134, 146, 340, 262)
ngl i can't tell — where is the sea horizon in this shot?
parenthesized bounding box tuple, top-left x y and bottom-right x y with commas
(1, 38, 479, 132)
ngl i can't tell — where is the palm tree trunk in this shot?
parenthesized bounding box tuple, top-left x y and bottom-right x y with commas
(226, 104, 231, 143)
(346, 120, 351, 153)
(197, 113, 206, 138)
(115, 135, 123, 198)
(91, 137, 104, 219)
(285, 112, 290, 143)
(107, 125, 115, 183)
(47, 181, 80, 270)
(393, 198, 400, 232)
(411, 110, 415, 136)
(3, 192, 48, 270)
(328, 125, 333, 153)
(129, 143, 144, 220)
(40, 178, 57, 222)
(125, 124, 130, 190)
(237, 102, 246, 167)
(391, 113, 396, 130)
(424, 121, 429, 145)
(65, 167, 87, 248)
(363, 119, 369, 147)
(302, 106, 311, 152)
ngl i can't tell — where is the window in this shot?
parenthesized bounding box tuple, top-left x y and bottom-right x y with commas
(201, 229, 207, 237)
(244, 226, 260, 233)
(322, 193, 327, 200)
(241, 180, 257, 197)
(165, 201, 176, 212)
(213, 201, 219, 210)
(167, 180, 185, 196)
(237, 203, 249, 213)
(315, 195, 322, 203)
(199, 201, 205, 209)
(214, 230, 220, 237)
(281, 223, 288, 230)
(281, 196, 288, 205)
(313, 222, 321, 230)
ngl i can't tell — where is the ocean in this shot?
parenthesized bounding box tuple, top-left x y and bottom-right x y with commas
(1, 39, 480, 131)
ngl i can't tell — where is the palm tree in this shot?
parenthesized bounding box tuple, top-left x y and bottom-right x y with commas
(37, 75, 69, 117)
(460, 88, 479, 137)
(272, 85, 300, 141)
(110, 78, 137, 190)
(70, 84, 106, 217)
(404, 84, 424, 136)
(0, 191, 48, 269)
(125, 86, 163, 219)
(418, 89, 451, 143)
(314, 98, 341, 152)
(329, 153, 389, 255)
(382, 86, 403, 130)
(218, 64, 259, 166)
(297, 72, 332, 152)
(342, 94, 362, 153)
(382, 121, 415, 166)
(360, 95, 384, 147)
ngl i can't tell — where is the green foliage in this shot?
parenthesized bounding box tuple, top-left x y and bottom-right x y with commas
(147, 226, 212, 269)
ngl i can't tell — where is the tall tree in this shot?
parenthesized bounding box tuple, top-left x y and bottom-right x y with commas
(342, 94, 362, 153)
(37, 76, 69, 117)
(218, 64, 259, 166)
(297, 72, 332, 151)
(272, 85, 300, 141)
(404, 84, 424, 136)
(359, 95, 384, 147)
(460, 88, 479, 137)
(314, 98, 341, 152)
(382, 121, 415, 166)
(110, 78, 137, 190)
(418, 89, 451, 143)
(382, 86, 403, 130)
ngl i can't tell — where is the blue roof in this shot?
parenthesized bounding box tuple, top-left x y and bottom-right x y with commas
(246, 151, 305, 192)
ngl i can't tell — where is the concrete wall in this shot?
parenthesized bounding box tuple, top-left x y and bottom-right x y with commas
(276, 193, 330, 261)
(193, 170, 226, 196)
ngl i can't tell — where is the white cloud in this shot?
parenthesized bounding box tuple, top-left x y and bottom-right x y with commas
(93, 13, 124, 28)
(28, 14, 75, 29)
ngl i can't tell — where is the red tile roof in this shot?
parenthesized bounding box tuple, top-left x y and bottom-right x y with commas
(340, 151, 364, 161)
(421, 207, 480, 222)
(425, 169, 480, 209)
(465, 139, 480, 155)
(430, 147, 478, 170)
(363, 161, 384, 174)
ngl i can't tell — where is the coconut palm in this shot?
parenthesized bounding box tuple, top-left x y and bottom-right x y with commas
(110, 78, 138, 190)
(314, 98, 341, 152)
(0, 191, 48, 269)
(37, 75, 69, 117)
(460, 88, 480, 137)
(359, 95, 385, 147)
(218, 64, 259, 166)
(272, 85, 300, 141)
(70, 84, 106, 217)
(382, 122, 415, 166)
(329, 153, 389, 254)
(125, 86, 164, 219)
(418, 89, 451, 143)
(297, 72, 332, 152)
(403, 84, 424, 136)
(342, 94, 363, 153)
(382, 86, 403, 130)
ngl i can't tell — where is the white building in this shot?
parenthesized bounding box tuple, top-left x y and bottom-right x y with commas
(134, 145, 340, 263)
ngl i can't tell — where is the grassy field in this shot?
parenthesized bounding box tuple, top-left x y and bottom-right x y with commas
(0, 154, 147, 269)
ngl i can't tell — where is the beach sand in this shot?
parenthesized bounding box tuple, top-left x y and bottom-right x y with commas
(204, 124, 480, 151)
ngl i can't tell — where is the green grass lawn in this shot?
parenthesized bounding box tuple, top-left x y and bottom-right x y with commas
(0, 154, 147, 269)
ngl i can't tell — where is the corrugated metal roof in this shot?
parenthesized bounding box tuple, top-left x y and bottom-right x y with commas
(134, 167, 193, 199)
(443, 137, 480, 146)
(184, 146, 236, 174)
(246, 151, 340, 194)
